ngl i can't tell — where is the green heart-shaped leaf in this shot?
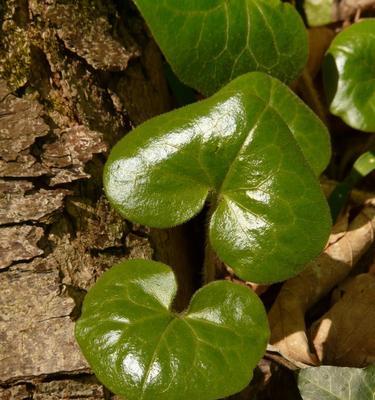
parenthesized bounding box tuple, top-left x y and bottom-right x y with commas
(298, 365, 375, 400)
(75, 259, 269, 400)
(133, 0, 308, 95)
(323, 19, 375, 132)
(104, 72, 331, 283)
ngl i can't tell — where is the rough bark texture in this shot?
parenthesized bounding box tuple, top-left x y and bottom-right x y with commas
(0, 0, 196, 397)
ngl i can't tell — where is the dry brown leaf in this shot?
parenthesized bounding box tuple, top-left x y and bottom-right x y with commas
(268, 206, 375, 365)
(327, 211, 349, 245)
(337, 0, 375, 21)
(246, 282, 270, 296)
(311, 273, 375, 367)
(321, 178, 375, 206)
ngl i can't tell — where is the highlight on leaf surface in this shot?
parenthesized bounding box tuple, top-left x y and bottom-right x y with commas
(298, 365, 375, 400)
(75, 259, 269, 400)
(133, 0, 308, 95)
(104, 72, 331, 284)
(323, 19, 375, 132)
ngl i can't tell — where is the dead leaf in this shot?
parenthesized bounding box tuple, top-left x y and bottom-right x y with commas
(337, 0, 375, 21)
(322, 178, 375, 207)
(268, 206, 375, 365)
(311, 273, 375, 367)
(327, 211, 349, 246)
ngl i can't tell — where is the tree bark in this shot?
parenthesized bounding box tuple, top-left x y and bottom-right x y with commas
(0, 0, 196, 397)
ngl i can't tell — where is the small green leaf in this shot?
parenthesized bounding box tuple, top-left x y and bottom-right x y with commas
(304, 0, 334, 27)
(75, 259, 269, 400)
(133, 0, 308, 95)
(298, 365, 375, 400)
(104, 72, 331, 283)
(323, 19, 375, 132)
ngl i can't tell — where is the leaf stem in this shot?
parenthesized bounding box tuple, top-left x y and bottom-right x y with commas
(203, 242, 221, 283)
(329, 150, 375, 222)
(294, 69, 327, 125)
(203, 194, 225, 284)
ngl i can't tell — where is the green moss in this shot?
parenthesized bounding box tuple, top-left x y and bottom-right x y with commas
(0, 27, 31, 89)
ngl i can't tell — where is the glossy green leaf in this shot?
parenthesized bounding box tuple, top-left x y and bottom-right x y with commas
(133, 0, 308, 95)
(298, 365, 375, 400)
(323, 19, 375, 132)
(104, 72, 331, 283)
(75, 259, 269, 400)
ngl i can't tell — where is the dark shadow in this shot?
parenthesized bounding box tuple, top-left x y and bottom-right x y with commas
(322, 53, 339, 107)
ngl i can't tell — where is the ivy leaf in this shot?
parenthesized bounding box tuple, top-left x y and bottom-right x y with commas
(104, 72, 331, 283)
(304, 0, 334, 27)
(323, 19, 375, 132)
(133, 0, 308, 95)
(75, 259, 269, 400)
(298, 365, 375, 400)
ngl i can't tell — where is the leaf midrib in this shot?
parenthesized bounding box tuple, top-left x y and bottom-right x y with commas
(216, 87, 272, 196)
(138, 308, 249, 399)
(139, 315, 176, 399)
